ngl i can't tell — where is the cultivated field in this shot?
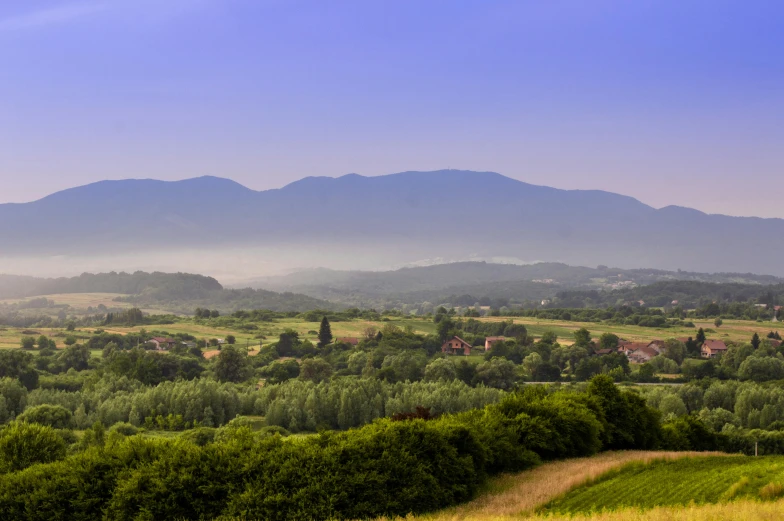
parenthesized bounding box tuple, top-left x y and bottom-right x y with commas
(546, 455, 784, 514)
(393, 452, 722, 521)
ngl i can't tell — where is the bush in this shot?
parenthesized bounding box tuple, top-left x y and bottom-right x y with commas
(0, 421, 67, 472)
(17, 404, 73, 429)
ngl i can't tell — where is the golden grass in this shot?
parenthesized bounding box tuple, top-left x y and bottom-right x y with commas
(386, 451, 724, 521)
(526, 499, 784, 521)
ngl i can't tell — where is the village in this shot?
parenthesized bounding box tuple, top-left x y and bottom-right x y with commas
(439, 333, 740, 362)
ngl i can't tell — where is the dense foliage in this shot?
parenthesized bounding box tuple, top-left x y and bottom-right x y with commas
(0, 376, 667, 520)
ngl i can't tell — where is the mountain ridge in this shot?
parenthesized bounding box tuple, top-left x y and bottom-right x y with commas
(2, 170, 784, 276)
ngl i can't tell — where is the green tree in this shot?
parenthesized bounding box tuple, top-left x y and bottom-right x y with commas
(696, 328, 706, 345)
(0, 422, 66, 472)
(19, 337, 35, 350)
(599, 333, 620, 350)
(751, 332, 761, 350)
(58, 344, 91, 371)
(573, 328, 591, 347)
(423, 358, 457, 382)
(299, 358, 333, 383)
(473, 358, 517, 389)
(226, 335, 236, 345)
(213, 345, 252, 383)
(17, 404, 73, 429)
(714, 317, 723, 328)
(318, 316, 333, 348)
(662, 339, 686, 365)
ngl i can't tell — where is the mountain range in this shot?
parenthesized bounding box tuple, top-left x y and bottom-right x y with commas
(2, 170, 783, 276)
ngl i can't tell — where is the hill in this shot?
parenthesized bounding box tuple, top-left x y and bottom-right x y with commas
(4, 171, 784, 276)
(0, 271, 337, 314)
(247, 262, 784, 309)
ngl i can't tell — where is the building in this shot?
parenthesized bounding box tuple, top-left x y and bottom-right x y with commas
(484, 336, 506, 351)
(441, 336, 472, 356)
(701, 340, 728, 358)
(628, 346, 658, 363)
(337, 337, 359, 346)
(647, 340, 666, 354)
(618, 342, 649, 356)
(594, 348, 614, 356)
(149, 337, 176, 350)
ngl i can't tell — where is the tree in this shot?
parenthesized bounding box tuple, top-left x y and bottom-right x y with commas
(696, 328, 706, 345)
(522, 352, 543, 378)
(599, 333, 620, 350)
(64, 336, 77, 346)
(714, 318, 723, 328)
(19, 337, 35, 350)
(473, 358, 517, 390)
(738, 356, 784, 382)
(662, 339, 687, 365)
(573, 328, 591, 347)
(213, 345, 252, 383)
(0, 422, 66, 472)
(751, 333, 761, 350)
(226, 335, 236, 345)
(299, 358, 333, 383)
(318, 316, 333, 348)
(58, 344, 91, 371)
(17, 404, 73, 429)
(423, 358, 457, 382)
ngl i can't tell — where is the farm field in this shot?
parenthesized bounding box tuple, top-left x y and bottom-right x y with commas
(0, 299, 778, 356)
(545, 455, 784, 515)
(395, 451, 722, 521)
(0, 292, 174, 316)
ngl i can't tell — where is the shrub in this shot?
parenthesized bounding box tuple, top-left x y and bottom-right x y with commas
(0, 421, 67, 472)
(17, 404, 73, 429)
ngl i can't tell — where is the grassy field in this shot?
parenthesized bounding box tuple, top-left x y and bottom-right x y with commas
(374, 452, 722, 521)
(545, 456, 784, 515)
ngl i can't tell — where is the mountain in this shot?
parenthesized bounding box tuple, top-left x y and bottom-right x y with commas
(3, 170, 784, 276)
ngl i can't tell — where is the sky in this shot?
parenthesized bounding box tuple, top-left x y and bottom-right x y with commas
(1, 0, 783, 217)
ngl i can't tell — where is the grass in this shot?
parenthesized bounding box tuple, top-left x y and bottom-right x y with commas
(380, 451, 721, 521)
(544, 456, 784, 514)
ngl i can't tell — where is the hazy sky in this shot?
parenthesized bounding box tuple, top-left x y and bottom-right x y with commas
(1, 1, 782, 217)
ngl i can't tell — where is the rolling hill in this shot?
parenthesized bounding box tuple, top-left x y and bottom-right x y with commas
(3, 170, 784, 276)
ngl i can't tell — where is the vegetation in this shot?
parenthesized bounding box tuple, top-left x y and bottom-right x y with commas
(545, 456, 784, 514)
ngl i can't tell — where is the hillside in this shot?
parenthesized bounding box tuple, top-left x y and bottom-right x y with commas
(4, 171, 784, 276)
(247, 262, 784, 309)
(0, 271, 337, 314)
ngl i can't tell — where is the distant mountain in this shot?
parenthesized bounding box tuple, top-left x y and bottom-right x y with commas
(3, 170, 784, 275)
(245, 261, 784, 309)
(0, 271, 337, 313)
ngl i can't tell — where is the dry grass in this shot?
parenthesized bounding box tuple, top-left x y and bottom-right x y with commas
(526, 499, 784, 521)
(387, 451, 724, 521)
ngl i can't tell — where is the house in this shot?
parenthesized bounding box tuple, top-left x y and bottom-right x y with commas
(594, 348, 613, 356)
(441, 336, 472, 356)
(618, 342, 649, 356)
(628, 346, 658, 363)
(701, 340, 728, 358)
(149, 337, 176, 350)
(485, 336, 506, 351)
(647, 340, 666, 354)
(337, 337, 359, 346)
(768, 339, 782, 348)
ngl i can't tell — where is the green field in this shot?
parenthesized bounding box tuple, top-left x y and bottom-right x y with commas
(544, 456, 784, 514)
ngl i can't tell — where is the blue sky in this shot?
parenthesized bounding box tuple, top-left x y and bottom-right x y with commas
(1, 0, 782, 217)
